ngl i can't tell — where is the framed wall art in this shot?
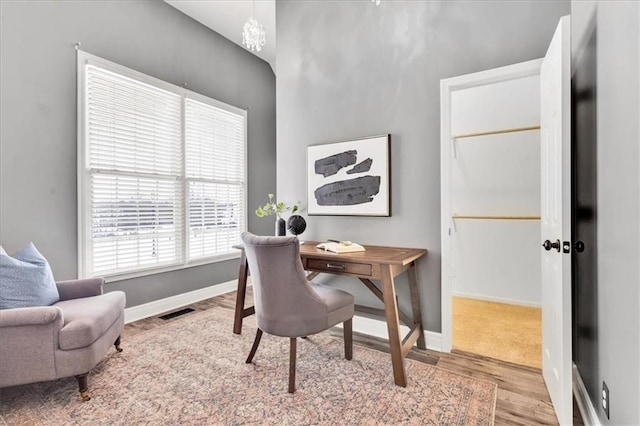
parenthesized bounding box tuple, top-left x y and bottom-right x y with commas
(307, 134, 390, 216)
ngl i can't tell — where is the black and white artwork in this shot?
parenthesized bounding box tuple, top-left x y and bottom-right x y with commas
(307, 135, 390, 216)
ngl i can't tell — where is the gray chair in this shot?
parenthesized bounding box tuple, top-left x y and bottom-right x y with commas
(0, 278, 126, 401)
(241, 232, 354, 393)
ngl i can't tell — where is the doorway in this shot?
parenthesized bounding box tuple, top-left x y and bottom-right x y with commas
(440, 60, 543, 368)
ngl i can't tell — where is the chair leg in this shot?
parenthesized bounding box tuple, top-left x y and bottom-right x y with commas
(344, 318, 353, 360)
(114, 335, 123, 352)
(246, 328, 263, 363)
(288, 337, 297, 393)
(75, 372, 91, 401)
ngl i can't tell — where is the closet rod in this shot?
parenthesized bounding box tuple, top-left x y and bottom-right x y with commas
(452, 125, 540, 140)
(452, 214, 541, 220)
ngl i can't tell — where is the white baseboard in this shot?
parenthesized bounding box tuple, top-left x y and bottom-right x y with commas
(573, 363, 601, 426)
(336, 314, 442, 352)
(124, 279, 238, 324)
(124, 279, 442, 352)
(452, 291, 541, 308)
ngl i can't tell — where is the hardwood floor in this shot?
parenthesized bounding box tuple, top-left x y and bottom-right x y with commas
(124, 290, 583, 425)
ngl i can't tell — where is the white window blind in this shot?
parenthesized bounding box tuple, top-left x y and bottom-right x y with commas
(79, 52, 246, 279)
(185, 99, 245, 260)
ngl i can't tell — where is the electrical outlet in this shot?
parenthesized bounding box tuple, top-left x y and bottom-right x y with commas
(602, 381, 610, 419)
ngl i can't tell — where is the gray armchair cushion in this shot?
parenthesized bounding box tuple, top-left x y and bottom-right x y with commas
(56, 291, 126, 350)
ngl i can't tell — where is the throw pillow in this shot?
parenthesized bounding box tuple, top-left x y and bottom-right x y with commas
(0, 242, 60, 310)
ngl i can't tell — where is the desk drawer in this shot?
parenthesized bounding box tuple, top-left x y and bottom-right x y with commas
(306, 258, 372, 276)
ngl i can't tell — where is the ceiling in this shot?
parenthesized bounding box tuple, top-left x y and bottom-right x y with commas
(165, 0, 276, 70)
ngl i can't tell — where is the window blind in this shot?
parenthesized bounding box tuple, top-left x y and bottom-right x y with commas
(80, 54, 246, 279)
(86, 65, 184, 276)
(185, 98, 245, 260)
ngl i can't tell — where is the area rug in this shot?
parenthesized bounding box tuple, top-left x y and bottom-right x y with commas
(1, 307, 496, 425)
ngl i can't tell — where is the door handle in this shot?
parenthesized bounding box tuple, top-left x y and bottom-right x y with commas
(573, 241, 585, 253)
(542, 239, 561, 252)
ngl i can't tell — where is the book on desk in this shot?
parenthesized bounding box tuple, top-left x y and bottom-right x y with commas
(315, 241, 366, 254)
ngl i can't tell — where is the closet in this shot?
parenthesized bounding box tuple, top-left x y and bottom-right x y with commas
(440, 60, 542, 368)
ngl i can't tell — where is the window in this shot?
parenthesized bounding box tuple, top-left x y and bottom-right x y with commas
(78, 52, 246, 279)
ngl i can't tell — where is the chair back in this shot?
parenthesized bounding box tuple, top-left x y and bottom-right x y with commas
(241, 232, 328, 337)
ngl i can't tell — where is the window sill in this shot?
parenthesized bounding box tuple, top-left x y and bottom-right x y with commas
(102, 251, 241, 283)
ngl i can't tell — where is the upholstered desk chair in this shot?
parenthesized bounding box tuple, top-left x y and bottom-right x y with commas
(241, 232, 354, 393)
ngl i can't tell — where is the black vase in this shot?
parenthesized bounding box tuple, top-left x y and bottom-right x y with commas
(287, 215, 307, 236)
(275, 217, 286, 236)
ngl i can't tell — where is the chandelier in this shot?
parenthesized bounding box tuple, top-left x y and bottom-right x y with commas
(372, 0, 380, 5)
(242, 1, 266, 52)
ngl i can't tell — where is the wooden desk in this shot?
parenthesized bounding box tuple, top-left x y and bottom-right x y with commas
(233, 241, 427, 387)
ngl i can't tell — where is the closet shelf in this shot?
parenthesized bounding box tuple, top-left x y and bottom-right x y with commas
(452, 125, 540, 140)
(452, 214, 541, 220)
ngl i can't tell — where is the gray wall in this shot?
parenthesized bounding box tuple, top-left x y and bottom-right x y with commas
(572, 1, 640, 424)
(275, 0, 569, 332)
(0, 0, 276, 306)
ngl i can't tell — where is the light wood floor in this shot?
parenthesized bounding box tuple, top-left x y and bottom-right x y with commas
(124, 290, 583, 426)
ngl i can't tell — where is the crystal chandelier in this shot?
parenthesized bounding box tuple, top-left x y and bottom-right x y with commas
(242, 1, 266, 52)
(372, 0, 380, 5)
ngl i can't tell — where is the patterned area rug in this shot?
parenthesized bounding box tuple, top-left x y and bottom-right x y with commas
(1, 308, 496, 425)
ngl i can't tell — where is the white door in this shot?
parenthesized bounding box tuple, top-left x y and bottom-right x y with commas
(540, 15, 572, 425)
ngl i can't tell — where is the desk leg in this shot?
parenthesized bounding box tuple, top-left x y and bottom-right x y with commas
(233, 251, 249, 335)
(407, 263, 426, 350)
(306, 271, 320, 281)
(381, 265, 407, 387)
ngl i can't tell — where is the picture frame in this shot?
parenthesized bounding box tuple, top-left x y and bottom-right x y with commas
(307, 134, 391, 216)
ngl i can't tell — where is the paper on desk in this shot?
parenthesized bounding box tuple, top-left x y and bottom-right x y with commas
(315, 242, 366, 254)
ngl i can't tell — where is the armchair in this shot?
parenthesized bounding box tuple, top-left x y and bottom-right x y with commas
(0, 278, 125, 400)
